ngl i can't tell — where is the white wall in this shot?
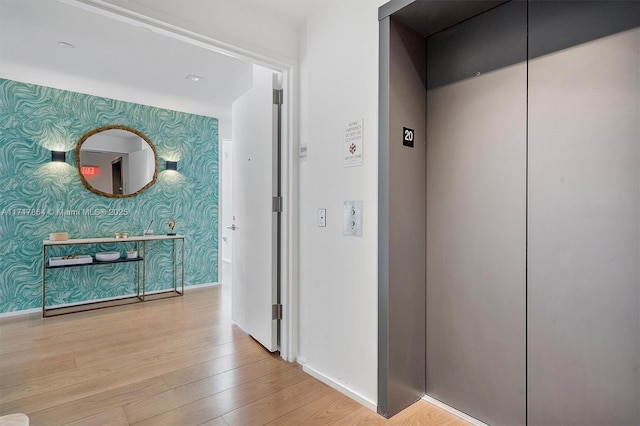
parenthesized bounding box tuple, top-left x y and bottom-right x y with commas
(297, 0, 385, 408)
(128, 146, 153, 193)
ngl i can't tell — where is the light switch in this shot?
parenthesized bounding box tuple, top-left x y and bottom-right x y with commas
(318, 208, 326, 227)
(343, 201, 363, 237)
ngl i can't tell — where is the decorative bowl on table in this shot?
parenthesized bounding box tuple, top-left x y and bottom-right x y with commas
(115, 232, 129, 239)
(95, 251, 121, 262)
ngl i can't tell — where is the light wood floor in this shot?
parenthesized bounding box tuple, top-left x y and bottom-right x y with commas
(0, 285, 468, 425)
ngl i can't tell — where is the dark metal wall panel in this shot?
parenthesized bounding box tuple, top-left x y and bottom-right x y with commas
(527, 2, 640, 425)
(384, 0, 508, 38)
(378, 16, 427, 419)
(387, 17, 427, 417)
(377, 15, 391, 418)
(379, 0, 415, 21)
(426, 0, 527, 90)
(528, 0, 640, 60)
(425, 2, 527, 425)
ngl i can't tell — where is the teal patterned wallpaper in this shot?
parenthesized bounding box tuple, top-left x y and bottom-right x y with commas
(0, 78, 218, 313)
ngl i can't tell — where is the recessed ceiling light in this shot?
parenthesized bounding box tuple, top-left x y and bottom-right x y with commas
(57, 41, 74, 48)
(186, 74, 204, 82)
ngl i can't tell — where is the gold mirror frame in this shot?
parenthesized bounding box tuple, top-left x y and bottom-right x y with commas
(76, 125, 159, 198)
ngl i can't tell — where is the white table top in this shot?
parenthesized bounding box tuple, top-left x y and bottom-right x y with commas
(43, 234, 184, 246)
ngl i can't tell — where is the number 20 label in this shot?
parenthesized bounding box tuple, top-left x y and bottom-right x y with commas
(403, 127, 415, 148)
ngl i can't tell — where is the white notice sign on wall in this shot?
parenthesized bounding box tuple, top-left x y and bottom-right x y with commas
(344, 119, 363, 167)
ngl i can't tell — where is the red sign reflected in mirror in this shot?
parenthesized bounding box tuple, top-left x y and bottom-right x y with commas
(81, 165, 99, 178)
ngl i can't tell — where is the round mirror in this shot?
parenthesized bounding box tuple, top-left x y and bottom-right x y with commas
(76, 125, 159, 198)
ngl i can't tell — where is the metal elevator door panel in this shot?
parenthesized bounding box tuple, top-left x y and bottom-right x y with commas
(425, 2, 527, 425)
(527, 2, 640, 424)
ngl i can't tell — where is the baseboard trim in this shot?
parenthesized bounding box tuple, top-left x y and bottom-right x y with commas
(422, 395, 488, 426)
(298, 360, 377, 412)
(0, 308, 41, 318)
(0, 283, 220, 318)
(184, 282, 219, 290)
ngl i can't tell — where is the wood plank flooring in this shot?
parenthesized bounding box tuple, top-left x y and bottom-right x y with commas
(0, 285, 469, 425)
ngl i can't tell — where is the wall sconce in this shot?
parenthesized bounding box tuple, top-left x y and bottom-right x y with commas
(166, 160, 178, 171)
(51, 150, 66, 162)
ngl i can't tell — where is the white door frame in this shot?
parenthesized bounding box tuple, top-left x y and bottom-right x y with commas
(63, 0, 298, 362)
(219, 137, 233, 287)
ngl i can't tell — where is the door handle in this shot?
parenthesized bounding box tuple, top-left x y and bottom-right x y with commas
(227, 224, 237, 231)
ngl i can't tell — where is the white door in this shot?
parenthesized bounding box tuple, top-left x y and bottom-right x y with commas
(220, 139, 233, 286)
(231, 65, 280, 352)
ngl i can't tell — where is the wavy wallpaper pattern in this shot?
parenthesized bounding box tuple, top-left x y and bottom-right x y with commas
(0, 78, 218, 313)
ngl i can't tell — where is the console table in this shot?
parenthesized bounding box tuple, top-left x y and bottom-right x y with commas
(42, 235, 184, 317)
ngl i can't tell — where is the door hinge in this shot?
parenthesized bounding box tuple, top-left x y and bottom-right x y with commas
(273, 88, 284, 105)
(272, 304, 283, 320)
(272, 196, 283, 213)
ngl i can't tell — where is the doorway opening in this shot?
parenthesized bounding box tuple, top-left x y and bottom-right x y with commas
(111, 157, 123, 195)
(48, 0, 296, 363)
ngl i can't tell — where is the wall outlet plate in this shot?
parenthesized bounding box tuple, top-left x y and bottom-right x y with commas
(318, 208, 326, 227)
(343, 201, 363, 237)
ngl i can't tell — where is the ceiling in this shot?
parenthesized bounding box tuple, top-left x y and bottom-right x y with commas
(234, 0, 324, 24)
(0, 0, 323, 133)
(106, 0, 326, 27)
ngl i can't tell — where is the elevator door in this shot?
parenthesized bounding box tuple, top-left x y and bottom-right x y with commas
(527, 2, 640, 424)
(425, 2, 527, 425)
(382, 0, 639, 424)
